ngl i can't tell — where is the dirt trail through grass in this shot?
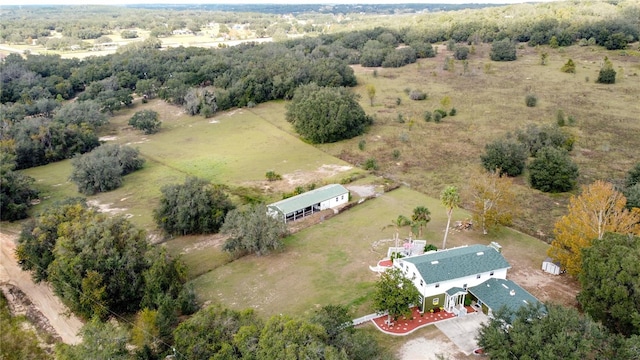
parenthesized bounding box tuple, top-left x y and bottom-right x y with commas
(0, 232, 83, 344)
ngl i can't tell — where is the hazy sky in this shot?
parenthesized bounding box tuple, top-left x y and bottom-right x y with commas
(3, 0, 560, 6)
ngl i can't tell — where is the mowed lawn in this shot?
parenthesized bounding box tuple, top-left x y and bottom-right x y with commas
(23, 100, 357, 229)
(188, 186, 549, 319)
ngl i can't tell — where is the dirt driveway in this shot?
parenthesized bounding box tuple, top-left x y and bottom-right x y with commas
(0, 232, 83, 344)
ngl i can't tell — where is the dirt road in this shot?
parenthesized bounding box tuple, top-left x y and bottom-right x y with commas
(0, 232, 83, 344)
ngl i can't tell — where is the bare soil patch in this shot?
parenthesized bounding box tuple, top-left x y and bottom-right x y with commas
(87, 199, 132, 218)
(0, 232, 83, 344)
(247, 164, 353, 193)
(398, 332, 473, 360)
(508, 266, 580, 308)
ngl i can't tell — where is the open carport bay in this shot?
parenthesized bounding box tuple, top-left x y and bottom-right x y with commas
(435, 312, 489, 355)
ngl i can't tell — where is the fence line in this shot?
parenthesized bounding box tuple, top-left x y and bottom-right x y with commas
(352, 312, 387, 326)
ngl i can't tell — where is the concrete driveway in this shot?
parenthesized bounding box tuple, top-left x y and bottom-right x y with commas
(435, 312, 489, 355)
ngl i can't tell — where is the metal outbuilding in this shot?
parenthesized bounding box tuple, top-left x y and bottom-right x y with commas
(267, 184, 349, 223)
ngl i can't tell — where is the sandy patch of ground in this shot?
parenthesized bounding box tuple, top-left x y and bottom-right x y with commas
(246, 164, 354, 194)
(508, 266, 579, 308)
(99, 135, 118, 141)
(87, 199, 132, 218)
(0, 232, 83, 344)
(126, 138, 149, 145)
(181, 234, 228, 254)
(399, 336, 469, 360)
(282, 164, 353, 186)
(345, 184, 378, 198)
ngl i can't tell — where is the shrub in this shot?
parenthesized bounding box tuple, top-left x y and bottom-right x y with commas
(516, 123, 574, 156)
(358, 139, 366, 151)
(424, 111, 432, 122)
(392, 149, 400, 160)
(409, 90, 427, 101)
(561, 59, 576, 73)
(397, 113, 405, 123)
(556, 110, 566, 126)
(480, 139, 528, 177)
(597, 57, 616, 84)
(528, 147, 579, 193)
(449, 108, 457, 116)
(364, 158, 379, 171)
(490, 39, 516, 61)
(265, 171, 282, 181)
(525, 94, 537, 107)
(454, 46, 469, 60)
(70, 144, 144, 195)
(433, 111, 442, 123)
(396, 97, 401, 105)
(129, 110, 161, 134)
(434, 109, 447, 119)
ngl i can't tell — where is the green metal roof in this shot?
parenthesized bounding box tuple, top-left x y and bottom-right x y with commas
(446, 287, 467, 296)
(403, 245, 511, 284)
(468, 278, 541, 314)
(267, 184, 349, 215)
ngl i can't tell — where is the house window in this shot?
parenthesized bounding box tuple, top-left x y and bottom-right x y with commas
(341, 195, 344, 200)
(432, 298, 439, 306)
(420, 280, 423, 286)
(463, 283, 467, 289)
(435, 283, 440, 288)
(476, 274, 481, 279)
(490, 271, 494, 276)
(335, 197, 339, 201)
(412, 272, 416, 279)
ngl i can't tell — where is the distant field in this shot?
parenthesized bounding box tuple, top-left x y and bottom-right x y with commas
(317, 43, 640, 240)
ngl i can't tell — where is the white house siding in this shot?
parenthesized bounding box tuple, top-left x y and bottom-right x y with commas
(320, 192, 348, 210)
(394, 261, 508, 299)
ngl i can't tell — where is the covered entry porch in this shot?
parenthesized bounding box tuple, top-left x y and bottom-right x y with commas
(445, 287, 469, 316)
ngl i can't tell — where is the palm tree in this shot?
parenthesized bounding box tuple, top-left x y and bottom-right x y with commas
(440, 186, 460, 249)
(383, 215, 411, 251)
(411, 206, 431, 239)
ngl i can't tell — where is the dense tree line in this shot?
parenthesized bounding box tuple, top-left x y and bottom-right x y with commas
(16, 198, 194, 320)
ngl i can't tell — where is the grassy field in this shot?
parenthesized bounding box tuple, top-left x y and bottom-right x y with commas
(22, 99, 359, 229)
(315, 43, 640, 241)
(180, 186, 548, 319)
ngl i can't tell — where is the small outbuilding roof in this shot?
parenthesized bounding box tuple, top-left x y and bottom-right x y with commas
(468, 278, 541, 314)
(267, 184, 349, 215)
(402, 245, 511, 285)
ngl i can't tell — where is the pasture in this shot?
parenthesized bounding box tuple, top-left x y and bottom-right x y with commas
(23, 99, 359, 229)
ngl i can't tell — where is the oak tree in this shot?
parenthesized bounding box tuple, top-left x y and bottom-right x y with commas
(372, 267, 421, 323)
(286, 83, 372, 144)
(153, 177, 235, 236)
(578, 232, 640, 337)
(221, 204, 289, 258)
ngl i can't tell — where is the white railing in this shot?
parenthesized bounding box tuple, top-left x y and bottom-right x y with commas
(352, 312, 387, 326)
